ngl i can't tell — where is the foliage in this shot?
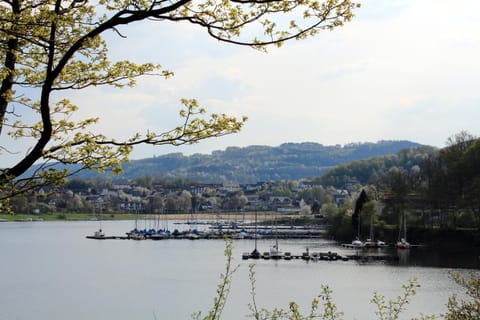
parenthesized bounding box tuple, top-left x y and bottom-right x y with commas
(370, 278, 436, 320)
(192, 238, 238, 320)
(444, 271, 480, 320)
(30, 140, 424, 184)
(321, 132, 480, 235)
(1, 0, 361, 203)
(248, 263, 343, 320)
(317, 145, 436, 188)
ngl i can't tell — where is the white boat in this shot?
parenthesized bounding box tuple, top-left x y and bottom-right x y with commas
(86, 228, 106, 239)
(94, 229, 105, 238)
(396, 238, 410, 249)
(270, 212, 283, 259)
(351, 238, 365, 247)
(364, 238, 387, 248)
(376, 239, 387, 247)
(396, 208, 410, 249)
(270, 242, 283, 259)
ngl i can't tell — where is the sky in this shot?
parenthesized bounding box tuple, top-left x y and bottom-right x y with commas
(2, 0, 480, 166)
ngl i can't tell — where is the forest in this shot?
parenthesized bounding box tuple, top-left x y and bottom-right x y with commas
(321, 131, 480, 245)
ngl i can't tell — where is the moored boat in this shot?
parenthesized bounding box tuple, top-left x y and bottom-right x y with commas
(86, 228, 106, 239)
(270, 242, 283, 259)
(396, 238, 410, 249)
(351, 238, 365, 247)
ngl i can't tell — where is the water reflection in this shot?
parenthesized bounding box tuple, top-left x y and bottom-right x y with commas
(0, 220, 478, 320)
(395, 246, 480, 269)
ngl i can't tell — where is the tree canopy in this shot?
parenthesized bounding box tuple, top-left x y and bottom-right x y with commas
(0, 0, 360, 204)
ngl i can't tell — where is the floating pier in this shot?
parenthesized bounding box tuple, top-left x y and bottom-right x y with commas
(85, 235, 130, 240)
(242, 251, 348, 261)
(242, 251, 399, 262)
(85, 228, 326, 241)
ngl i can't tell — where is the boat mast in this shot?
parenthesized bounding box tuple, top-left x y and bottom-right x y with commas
(274, 211, 279, 250)
(254, 207, 258, 251)
(369, 211, 374, 241)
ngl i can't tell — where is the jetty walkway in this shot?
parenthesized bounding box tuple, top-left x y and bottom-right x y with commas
(241, 250, 399, 262)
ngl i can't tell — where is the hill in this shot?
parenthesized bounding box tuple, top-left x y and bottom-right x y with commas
(312, 145, 438, 188)
(68, 140, 426, 183)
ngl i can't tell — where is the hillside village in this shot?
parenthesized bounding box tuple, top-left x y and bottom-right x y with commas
(10, 179, 353, 217)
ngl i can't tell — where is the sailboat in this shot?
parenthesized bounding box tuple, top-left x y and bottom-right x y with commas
(270, 240, 283, 259)
(126, 203, 146, 240)
(86, 200, 106, 239)
(269, 212, 283, 259)
(396, 208, 410, 249)
(250, 208, 261, 259)
(364, 201, 386, 248)
(351, 190, 368, 247)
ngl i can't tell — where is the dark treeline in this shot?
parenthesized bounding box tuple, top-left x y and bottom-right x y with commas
(381, 131, 479, 230)
(322, 131, 480, 245)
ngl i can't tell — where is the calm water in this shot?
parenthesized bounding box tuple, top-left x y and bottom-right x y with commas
(0, 220, 478, 320)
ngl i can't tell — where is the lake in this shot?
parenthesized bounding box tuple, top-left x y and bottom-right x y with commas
(0, 220, 478, 320)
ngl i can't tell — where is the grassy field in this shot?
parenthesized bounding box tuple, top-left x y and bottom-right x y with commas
(0, 211, 298, 222)
(0, 212, 138, 221)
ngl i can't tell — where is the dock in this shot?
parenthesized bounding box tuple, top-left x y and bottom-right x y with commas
(242, 251, 399, 262)
(86, 235, 130, 240)
(85, 228, 326, 241)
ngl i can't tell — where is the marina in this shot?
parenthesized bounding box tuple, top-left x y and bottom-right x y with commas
(83, 215, 423, 265)
(85, 229, 326, 240)
(85, 222, 327, 240)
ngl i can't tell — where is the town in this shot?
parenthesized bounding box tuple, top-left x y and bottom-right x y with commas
(6, 178, 352, 217)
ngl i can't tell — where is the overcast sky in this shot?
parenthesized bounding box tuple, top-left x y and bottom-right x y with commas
(3, 0, 480, 166)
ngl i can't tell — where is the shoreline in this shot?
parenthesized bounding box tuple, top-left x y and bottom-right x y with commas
(0, 211, 293, 222)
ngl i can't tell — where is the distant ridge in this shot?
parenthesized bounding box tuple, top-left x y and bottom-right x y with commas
(66, 140, 426, 183)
